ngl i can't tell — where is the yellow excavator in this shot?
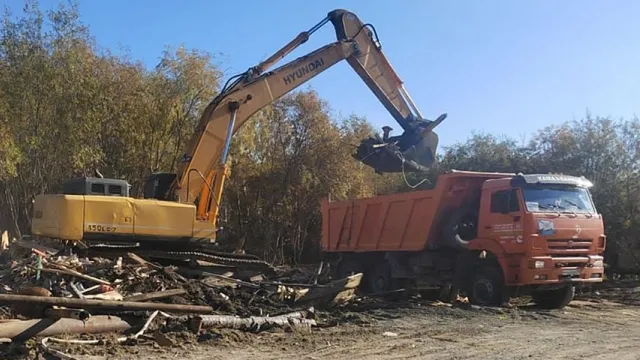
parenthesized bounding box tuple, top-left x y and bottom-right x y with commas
(30, 9, 446, 271)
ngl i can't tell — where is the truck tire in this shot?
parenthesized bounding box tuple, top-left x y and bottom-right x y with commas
(420, 285, 458, 303)
(366, 261, 393, 295)
(442, 205, 479, 250)
(335, 257, 364, 280)
(467, 266, 505, 307)
(532, 285, 575, 309)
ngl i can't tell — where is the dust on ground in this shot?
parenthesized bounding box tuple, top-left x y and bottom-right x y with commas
(6, 280, 636, 360)
(131, 292, 640, 360)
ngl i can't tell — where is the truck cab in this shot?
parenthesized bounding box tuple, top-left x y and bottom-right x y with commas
(465, 173, 605, 306)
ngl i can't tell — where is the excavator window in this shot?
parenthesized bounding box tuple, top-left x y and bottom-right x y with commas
(62, 177, 130, 197)
(108, 185, 123, 195)
(91, 183, 105, 194)
(143, 173, 177, 200)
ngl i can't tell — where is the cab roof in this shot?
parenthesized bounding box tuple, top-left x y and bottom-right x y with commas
(440, 170, 594, 190)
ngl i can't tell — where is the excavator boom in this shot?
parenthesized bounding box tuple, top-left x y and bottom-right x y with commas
(172, 9, 446, 215)
(29, 8, 447, 274)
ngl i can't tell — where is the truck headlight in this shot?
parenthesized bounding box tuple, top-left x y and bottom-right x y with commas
(534, 260, 545, 269)
(593, 260, 603, 268)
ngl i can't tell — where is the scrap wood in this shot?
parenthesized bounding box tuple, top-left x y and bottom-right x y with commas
(127, 252, 161, 270)
(311, 261, 324, 285)
(1, 230, 8, 251)
(189, 307, 317, 332)
(124, 288, 187, 302)
(259, 280, 330, 288)
(200, 272, 330, 290)
(83, 259, 120, 275)
(68, 282, 85, 299)
(163, 266, 189, 283)
(177, 267, 250, 286)
(278, 272, 362, 305)
(83, 290, 123, 301)
(150, 330, 175, 347)
(0, 293, 214, 314)
(200, 272, 259, 289)
(38, 265, 111, 286)
(13, 236, 59, 256)
(78, 284, 102, 295)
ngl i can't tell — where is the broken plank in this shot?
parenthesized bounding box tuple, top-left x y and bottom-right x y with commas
(38, 266, 111, 286)
(278, 273, 362, 305)
(127, 252, 161, 269)
(124, 288, 187, 302)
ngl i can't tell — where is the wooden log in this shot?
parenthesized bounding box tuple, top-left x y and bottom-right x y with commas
(189, 310, 316, 332)
(124, 288, 187, 302)
(0, 294, 213, 314)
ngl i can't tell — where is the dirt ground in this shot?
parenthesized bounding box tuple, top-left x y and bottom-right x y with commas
(107, 282, 640, 360)
(4, 281, 640, 360)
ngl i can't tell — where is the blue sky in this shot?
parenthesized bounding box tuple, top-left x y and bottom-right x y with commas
(5, 0, 639, 149)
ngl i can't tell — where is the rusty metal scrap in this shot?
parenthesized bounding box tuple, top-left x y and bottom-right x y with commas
(0, 293, 214, 314)
(0, 315, 136, 340)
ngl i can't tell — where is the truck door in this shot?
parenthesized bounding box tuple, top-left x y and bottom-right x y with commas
(480, 188, 524, 246)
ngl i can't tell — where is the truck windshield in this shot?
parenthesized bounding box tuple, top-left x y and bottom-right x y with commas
(522, 186, 596, 214)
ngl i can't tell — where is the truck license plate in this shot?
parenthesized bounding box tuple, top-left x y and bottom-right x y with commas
(562, 268, 580, 276)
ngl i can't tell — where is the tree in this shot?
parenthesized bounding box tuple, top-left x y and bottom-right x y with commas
(0, 0, 222, 236)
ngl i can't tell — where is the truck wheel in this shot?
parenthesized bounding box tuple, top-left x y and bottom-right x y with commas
(442, 206, 479, 250)
(468, 266, 505, 307)
(335, 257, 364, 280)
(532, 285, 575, 309)
(421, 285, 458, 303)
(366, 261, 393, 295)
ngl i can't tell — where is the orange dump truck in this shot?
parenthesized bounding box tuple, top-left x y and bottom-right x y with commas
(320, 170, 606, 309)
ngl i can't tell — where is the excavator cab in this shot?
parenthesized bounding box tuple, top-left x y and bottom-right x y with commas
(354, 113, 447, 174)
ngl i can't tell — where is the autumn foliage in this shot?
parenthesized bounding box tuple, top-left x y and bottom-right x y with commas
(1, 2, 638, 270)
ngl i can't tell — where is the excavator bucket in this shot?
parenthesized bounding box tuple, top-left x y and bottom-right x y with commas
(353, 114, 446, 174)
(353, 131, 438, 173)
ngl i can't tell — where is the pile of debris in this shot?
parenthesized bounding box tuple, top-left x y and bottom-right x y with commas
(0, 238, 362, 358)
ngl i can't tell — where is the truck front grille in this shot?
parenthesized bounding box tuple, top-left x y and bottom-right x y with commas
(546, 239, 593, 255)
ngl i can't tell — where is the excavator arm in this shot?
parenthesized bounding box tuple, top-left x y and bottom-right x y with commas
(169, 9, 446, 224)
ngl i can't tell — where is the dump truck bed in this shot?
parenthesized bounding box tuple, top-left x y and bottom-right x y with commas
(320, 170, 513, 252)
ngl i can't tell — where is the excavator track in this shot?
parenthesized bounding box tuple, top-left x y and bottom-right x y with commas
(20, 236, 276, 275)
(86, 243, 277, 276)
